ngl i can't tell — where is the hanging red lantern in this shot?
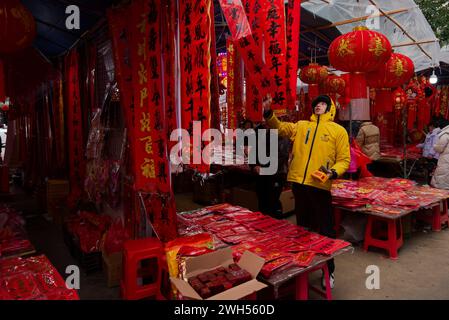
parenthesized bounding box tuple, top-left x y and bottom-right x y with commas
(393, 87, 407, 110)
(323, 74, 345, 107)
(328, 26, 392, 99)
(339, 73, 351, 110)
(366, 53, 414, 113)
(325, 74, 346, 95)
(299, 63, 328, 100)
(0, 0, 36, 53)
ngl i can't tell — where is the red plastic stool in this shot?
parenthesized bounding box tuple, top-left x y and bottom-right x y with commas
(442, 200, 449, 229)
(363, 215, 403, 260)
(416, 202, 448, 232)
(296, 262, 332, 301)
(121, 237, 165, 300)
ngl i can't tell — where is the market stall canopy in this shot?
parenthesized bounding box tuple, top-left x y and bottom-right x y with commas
(21, 0, 114, 57)
(301, 0, 447, 72)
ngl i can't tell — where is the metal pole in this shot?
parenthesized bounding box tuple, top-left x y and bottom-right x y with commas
(349, 101, 353, 140)
(403, 107, 407, 178)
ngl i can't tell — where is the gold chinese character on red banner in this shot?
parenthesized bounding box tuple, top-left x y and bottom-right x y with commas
(140, 135, 154, 154)
(140, 112, 151, 132)
(137, 14, 146, 34)
(138, 39, 147, 60)
(141, 158, 156, 178)
(138, 63, 148, 85)
(140, 88, 148, 107)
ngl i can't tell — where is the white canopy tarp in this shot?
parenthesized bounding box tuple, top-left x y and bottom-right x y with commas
(302, 0, 448, 72)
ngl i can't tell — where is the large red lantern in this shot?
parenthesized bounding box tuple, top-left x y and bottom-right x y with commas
(299, 63, 328, 100)
(0, 0, 36, 53)
(328, 26, 392, 99)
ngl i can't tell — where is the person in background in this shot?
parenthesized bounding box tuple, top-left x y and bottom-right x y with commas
(431, 119, 449, 190)
(417, 119, 441, 182)
(251, 121, 290, 218)
(263, 94, 350, 290)
(355, 121, 381, 161)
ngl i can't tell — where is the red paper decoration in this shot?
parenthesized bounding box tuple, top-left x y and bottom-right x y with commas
(328, 26, 392, 99)
(0, 0, 36, 53)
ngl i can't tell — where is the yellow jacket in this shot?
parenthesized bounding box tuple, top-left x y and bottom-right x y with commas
(265, 99, 350, 191)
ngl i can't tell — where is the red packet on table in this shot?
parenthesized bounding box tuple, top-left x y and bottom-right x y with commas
(224, 211, 264, 222)
(292, 251, 316, 267)
(260, 256, 295, 278)
(294, 232, 327, 248)
(310, 238, 350, 255)
(2, 272, 42, 300)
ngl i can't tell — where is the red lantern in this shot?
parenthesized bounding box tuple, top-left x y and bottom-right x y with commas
(366, 53, 414, 113)
(325, 74, 345, 95)
(1, 103, 9, 112)
(393, 88, 407, 110)
(367, 53, 414, 88)
(328, 26, 392, 99)
(0, 0, 36, 53)
(299, 63, 328, 100)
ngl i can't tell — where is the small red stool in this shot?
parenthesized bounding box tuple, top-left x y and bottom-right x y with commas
(416, 202, 448, 232)
(296, 262, 332, 301)
(121, 237, 165, 300)
(363, 216, 403, 260)
(442, 200, 449, 229)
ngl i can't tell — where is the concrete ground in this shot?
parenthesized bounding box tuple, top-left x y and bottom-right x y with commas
(4, 189, 449, 300)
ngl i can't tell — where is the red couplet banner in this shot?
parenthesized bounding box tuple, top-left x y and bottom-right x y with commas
(179, 0, 211, 174)
(286, 0, 301, 110)
(219, 0, 276, 122)
(107, 6, 135, 167)
(65, 50, 85, 206)
(263, 0, 287, 113)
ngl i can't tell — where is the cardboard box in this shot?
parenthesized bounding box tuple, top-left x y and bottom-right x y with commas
(170, 247, 267, 300)
(279, 189, 295, 214)
(102, 249, 123, 287)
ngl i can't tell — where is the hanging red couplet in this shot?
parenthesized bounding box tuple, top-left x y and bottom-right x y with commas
(180, 0, 211, 173)
(107, 6, 135, 163)
(162, 0, 178, 147)
(219, 0, 275, 122)
(286, 0, 301, 110)
(243, 0, 264, 122)
(227, 38, 242, 129)
(65, 50, 85, 206)
(263, 0, 287, 113)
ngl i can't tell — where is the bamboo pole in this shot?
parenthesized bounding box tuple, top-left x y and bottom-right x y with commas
(303, 8, 410, 33)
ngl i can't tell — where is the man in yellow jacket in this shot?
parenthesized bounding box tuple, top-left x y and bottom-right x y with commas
(263, 94, 350, 289)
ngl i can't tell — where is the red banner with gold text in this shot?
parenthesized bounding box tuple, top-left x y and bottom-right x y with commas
(263, 0, 287, 113)
(286, 0, 301, 110)
(65, 50, 85, 206)
(180, 0, 211, 173)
